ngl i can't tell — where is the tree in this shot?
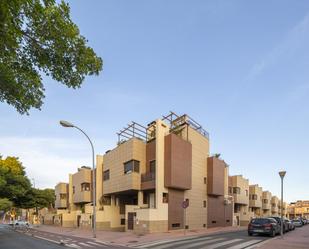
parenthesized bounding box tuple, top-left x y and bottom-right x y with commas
(0, 156, 32, 207)
(0, 198, 13, 212)
(0, 0, 103, 114)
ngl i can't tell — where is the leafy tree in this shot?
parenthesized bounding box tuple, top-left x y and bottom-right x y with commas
(0, 156, 32, 207)
(0, 198, 13, 211)
(0, 0, 103, 114)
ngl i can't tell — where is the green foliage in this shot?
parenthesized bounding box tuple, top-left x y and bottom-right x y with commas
(0, 0, 103, 114)
(0, 198, 13, 211)
(0, 155, 55, 209)
(0, 156, 32, 206)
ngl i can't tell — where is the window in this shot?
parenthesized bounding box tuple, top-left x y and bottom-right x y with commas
(228, 187, 232, 194)
(172, 223, 180, 228)
(143, 192, 148, 205)
(252, 194, 257, 200)
(60, 193, 67, 200)
(124, 160, 140, 174)
(73, 186, 75, 194)
(150, 160, 156, 173)
(245, 190, 248, 196)
(163, 193, 168, 203)
(81, 182, 90, 191)
(263, 199, 268, 204)
(233, 187, 240, 194)
(103, 170, 110, 181)
(121, 218, 125, 225)
(102, 196, 111, 205)
(203, 200, 207, 208)
(204, 177, 207, 184)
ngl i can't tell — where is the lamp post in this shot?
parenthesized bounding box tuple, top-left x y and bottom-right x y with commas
(279, 170, 286, 238)
(60, 120, 96, 238)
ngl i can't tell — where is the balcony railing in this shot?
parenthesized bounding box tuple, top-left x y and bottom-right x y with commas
(141, 172, 155, 182)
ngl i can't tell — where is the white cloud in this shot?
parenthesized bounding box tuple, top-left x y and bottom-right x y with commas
(0, 136, 96, 189)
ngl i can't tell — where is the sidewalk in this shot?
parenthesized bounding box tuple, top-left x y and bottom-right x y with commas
(31, 225, 246, 246)
(257, 225, 309, 249)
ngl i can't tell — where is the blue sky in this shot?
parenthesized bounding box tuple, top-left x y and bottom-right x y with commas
(1, 0, 309, 203)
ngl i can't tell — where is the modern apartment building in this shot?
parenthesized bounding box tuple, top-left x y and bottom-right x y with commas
(55, 182, 69, 209)
(249, 184, 263, 217)
(271, 196, 279, 216)
(262, 191, 272, 217)
(287, 200, 309, 219)
(229, 175, 252, 226)
(52, 112, 233, 233)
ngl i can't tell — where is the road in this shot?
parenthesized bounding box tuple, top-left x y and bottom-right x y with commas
(132, 230, 271, 249)
(0, 224, 274, 249)
(0, 224, 126, 249)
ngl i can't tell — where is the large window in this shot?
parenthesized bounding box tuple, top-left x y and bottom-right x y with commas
(81, 182, 90, 191)
(103, 170, 110, 181)
(124, 160, 140, 174)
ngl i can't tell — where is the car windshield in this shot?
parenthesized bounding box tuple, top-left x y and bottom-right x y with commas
(292, 220, 300, 222)
(251, 218, 270, 224)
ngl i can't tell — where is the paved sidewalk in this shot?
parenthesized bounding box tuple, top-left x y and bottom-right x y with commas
(31, 225, 246, 246)
(257, 225, 309, 249)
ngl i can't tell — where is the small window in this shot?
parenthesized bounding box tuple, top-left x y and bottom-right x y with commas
(204, 177, 207, 184)
(60, 193, 67, 200)
(163, 193, 168, 203)
(124, 160, 140, 174)
(150, 160, 156, 173)
(172, 223, 180, 228)
(245, 190, 248, 196)
(102, 196, 111, 205)
(203, 200, 207, 208)
(212, 221, 217, 224)
(103, 170, 110, 181)
(121, 218, 125, 225)
(233, 187, 240, 194)
(81, 182, 90, 191)
(143, 192, 148, 205)
(203, 224, 206, 227)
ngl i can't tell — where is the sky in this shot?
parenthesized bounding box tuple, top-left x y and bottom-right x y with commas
(1, 0, 309, 203)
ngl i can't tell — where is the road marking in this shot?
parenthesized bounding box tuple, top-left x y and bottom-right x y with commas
(202, 239, 243, 249)
(88, 241, 106, 246)
(142, 236, 214, 248)
(226, 239, 261, 249)
(67, 244, 82, 248)
(175, 238, 226, 249)
(78, 242, 95, 247)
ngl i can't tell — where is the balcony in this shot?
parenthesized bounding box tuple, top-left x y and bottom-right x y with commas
(141, 172, 155, 190)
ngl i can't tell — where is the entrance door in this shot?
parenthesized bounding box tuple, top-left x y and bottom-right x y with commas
(128, 212, 136, 230)
(77, 215, 81, 227)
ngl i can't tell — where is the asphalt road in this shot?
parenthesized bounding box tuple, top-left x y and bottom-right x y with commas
(132, 230, 272, 249)
(0, 224, 126, 249)
(0, 224, 66, 249)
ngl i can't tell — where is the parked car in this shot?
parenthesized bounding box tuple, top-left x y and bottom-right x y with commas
(284, 218, 295, 231)
(269, 216, 288, 233)
(9, 220, 29, 227)
(292, 219, 303, 227)
(302, 218, 308, 225)
(248, 218, 280, 237)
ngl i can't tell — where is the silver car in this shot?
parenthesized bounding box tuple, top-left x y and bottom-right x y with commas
(292, 219, 303, 227)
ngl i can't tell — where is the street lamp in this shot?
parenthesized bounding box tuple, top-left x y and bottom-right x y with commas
(60, 120, 96, 238)
(279, 170, 286, 238)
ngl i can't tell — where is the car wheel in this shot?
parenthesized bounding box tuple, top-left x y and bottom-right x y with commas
(248, 232, 253, 236)
(270, 229, 276, 237)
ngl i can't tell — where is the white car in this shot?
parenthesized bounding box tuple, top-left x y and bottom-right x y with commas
(10, 220, 30, 227)
(292, 219, 303, 227)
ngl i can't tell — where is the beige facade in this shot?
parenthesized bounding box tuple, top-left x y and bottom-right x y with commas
(229, 175, 253, 226)
(271, 196, 279, 216)
(55, 182, 69, 209)
(262, 191, 272, 217)
(53, 113, 235, 232)
(249, 184, 263, 217)
(288, 200, 309, 219)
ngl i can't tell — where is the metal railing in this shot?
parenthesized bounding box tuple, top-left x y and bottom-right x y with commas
(141, 172, 155, 182)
